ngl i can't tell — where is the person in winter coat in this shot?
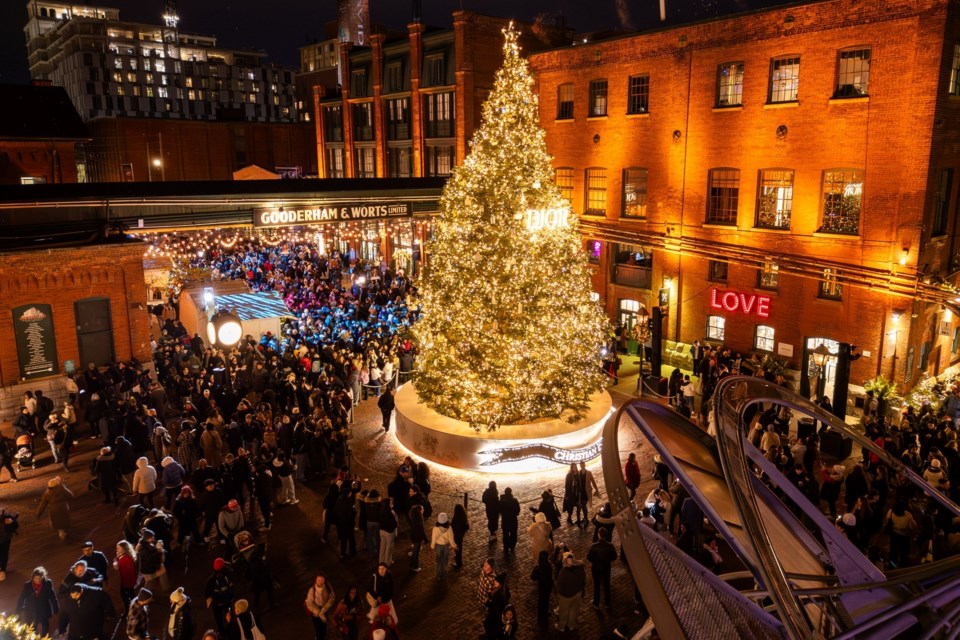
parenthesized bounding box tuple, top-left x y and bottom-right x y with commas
(820, 464, 845, 519)
(273, 455, 297, 505)
(161, 456, 187, 510)
(587, 528, 618, 609)
(305, 573, 336, 640)
(58, 582, 115, 640)
(483, 573, 510, 640)
(556, 552, 586, 632)
(126, 587, 153, 640)
(37, 476, 74, 540)
(334, 487, 357, 559)
(204, 558, 234, 634)
(451, 504, 469, 570)
(137, 529, 169, 595)
(0, 509, 20, 580)
(116, 540, 138, 606)
(177, 424, 199, 473)
(499, 604, 519, 640)
(133, 457, 158, 507)
(230, 598, 264, 640)
(173, 485, 203, 546)
(217, 499, 244, 545)
(527, 512, 554, 563)
(16, 567, 59, 636)
(114, 435, 139, 491)
(624, 453, 641, 500)
(248, 543, 276, 609)
(532, 490, 562, 530)
(378, 499, 398, 566)
(499, 488, 520, 556)
(365, 563, 397, 624)
(168, 587, 195, 640)
(329, 585, 363, 640)
(530, 550, 554, 624)
(431, 512, 457, 580)
(93, 446, 120, 505)
(377, 388, 396, 432)
(408, 503, 426, 572)
(482, 481, 500, 541)
(201, 424, 223, 468)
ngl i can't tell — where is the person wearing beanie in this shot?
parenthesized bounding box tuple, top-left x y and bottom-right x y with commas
(93, 446, 119, 505)
(369, 602, 398, 640)
(161, 456, 187, 510)
(204, 558, 234, 634)
(125, 588, 153, 640)
(230, 598, 265, 640)
(133, 457, 158, 508)
(37, 475, 74, 540)
(168, 587, 195, 640)
(431, 511, 457, 581)
(217, 499, 244, 545)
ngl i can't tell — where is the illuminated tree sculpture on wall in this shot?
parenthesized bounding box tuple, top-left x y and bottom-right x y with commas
(413, 26, 609, 432)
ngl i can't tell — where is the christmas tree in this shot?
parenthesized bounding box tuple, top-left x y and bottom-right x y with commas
(413, 26, 609, 431)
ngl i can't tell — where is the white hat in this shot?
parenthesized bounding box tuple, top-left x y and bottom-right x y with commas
(931, 458, 942, 469)
(169, 587, 185, 604)
(841, 513, 857, 527)
(437, 512, 448, 524)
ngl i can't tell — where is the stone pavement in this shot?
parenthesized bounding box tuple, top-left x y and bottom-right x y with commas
(0, 387, 660, 640)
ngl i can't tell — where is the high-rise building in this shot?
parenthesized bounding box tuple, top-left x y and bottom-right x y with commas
(337, 0, 370, 47)
(24, 2, 298, 123)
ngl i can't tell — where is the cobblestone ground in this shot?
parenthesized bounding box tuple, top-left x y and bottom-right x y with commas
(0, 387, 659, 640)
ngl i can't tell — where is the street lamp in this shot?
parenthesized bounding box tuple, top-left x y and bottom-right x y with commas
(634, 306, 651, 395)
(207, 310, 243, 350)
(812, 343, 830, 368)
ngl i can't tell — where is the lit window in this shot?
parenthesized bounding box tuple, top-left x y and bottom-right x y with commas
(627, 75, 649, 114)
(819, 268, 843, 300)
(707, 315, 726, 341)
(273, 95, 279, 105)
(769, 56, 800, 103)
(757, 261, 779, 290)
(158, 87, 168, 98)
(619, 299, 643, 331)
(425, 145, 453, 177)
(589, 79, 608, 117)
(146, 86, 155, 97)
(586, 240, 602, 263)
(755, 325, 775, 351)
(424, 92, 453, 138)
(326, 147, 345, 178)
(126, 72, 136, 82)
(622, 168, 648, 218)
(555, 167, 574, 204)
(155, 60, 165, 73)
(557, 83, 574, 120)
(950, 44, 960, 96)
(187, 90, 195, 100)
(820, 168, 863, 234)
(716, 62, 744, 107)
(835, 49, 870, 97)
(706, 168, 740, 224)
(248, 93, 257, 103)
(756, 169, 794, 229)
(585, 168, 607, 216)
(355, 147, 376, 178)
(20, 177, 47, 185)
(185, 77, 193, 88)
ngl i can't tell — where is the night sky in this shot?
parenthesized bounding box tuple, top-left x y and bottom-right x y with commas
(0, 0, 797, 84)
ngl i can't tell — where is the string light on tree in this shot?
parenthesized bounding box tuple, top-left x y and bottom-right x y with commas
(413, 24, 609, 432)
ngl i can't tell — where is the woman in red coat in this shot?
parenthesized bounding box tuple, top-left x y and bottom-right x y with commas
(115, 540, 138, 606)
(624, 452, 642, 500)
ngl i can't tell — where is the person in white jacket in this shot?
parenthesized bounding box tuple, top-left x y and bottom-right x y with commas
(431, 512, 457, 581)
(132, 457, 157, 508)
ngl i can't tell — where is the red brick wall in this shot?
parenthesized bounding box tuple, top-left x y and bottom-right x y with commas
(531, 0, 959, 391)
(0, 243, 151, 386)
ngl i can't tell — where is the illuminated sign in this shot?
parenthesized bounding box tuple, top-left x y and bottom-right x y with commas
(710, 288, 771, 318)
(525, 207, 570, 232)
(479, 439, 603, 467)
(254, 201, 411, 227)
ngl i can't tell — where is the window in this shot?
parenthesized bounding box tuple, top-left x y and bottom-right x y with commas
(585, 168, 607, 215)
(426, 55, 446, 86)
(557, 83, 574, 120)
(707, 315, 726, 341)
(820, 268, 843, 300)
(326, 147, 345, 178)
(769, 56, 800, 103)
(708, 260, 728, 282)
(555, 167, 574, 204)
(622, 168, 648, 218)
(20, 176, 47, 185)
(386, 97, 410, 140)
(820, 168, 863, 234)
(323, 105, 343, 142)
(385, 62, 403, 93)
(351, 69, 368, 97)
(619, 299, 642, 331)
(352, 103, 373, 141)
(355, 147, 376, 178)
(627, 75, 649, 114)
(933, 169, 953, 236)
(424, 92, 454, 138)
(953, 327, 960, 353)
(835, 49, 870, 97)
(587, 240, 602, 263)
(950, 44, 960, 96)
(756, 169, 794, 229)
(589, 79, 608, 117)
(387, 146, 412, 178)
(425, 144, 453, 177)
(755, 325, 775, 352)
(716, 62, 744, 107)
(706, 168, 740, 224)
(757, 261, 779, 290)
(613, 244, 653, 288)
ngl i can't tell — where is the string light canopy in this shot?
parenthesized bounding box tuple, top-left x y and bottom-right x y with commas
(412, 25, 609, 432)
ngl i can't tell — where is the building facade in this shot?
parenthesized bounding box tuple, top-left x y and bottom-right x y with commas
(25, 2, 298, 123)
(529, 0, 960, 403)
(314, 11, 572, 181)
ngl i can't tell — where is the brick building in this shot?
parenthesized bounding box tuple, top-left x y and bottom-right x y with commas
(529, 0, 960, 406)
(0, 240, 150, 417)
(0, 84, 89, 185)
(314, 11, 572, 181)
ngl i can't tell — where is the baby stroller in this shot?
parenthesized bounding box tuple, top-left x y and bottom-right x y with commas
(14, 435, 34, 471)
(230, 530, 257, 577)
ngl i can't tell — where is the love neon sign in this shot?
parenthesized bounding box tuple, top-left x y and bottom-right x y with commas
(710, 288, 771, 318)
